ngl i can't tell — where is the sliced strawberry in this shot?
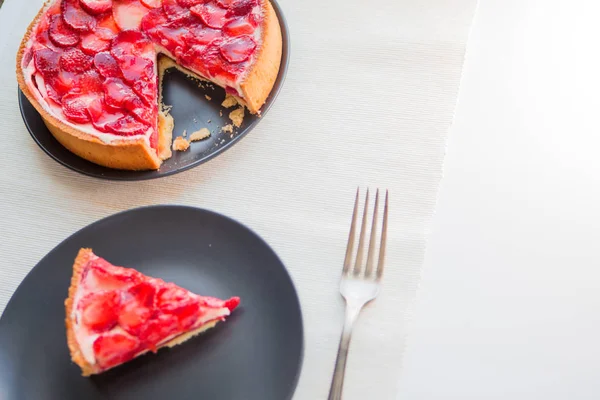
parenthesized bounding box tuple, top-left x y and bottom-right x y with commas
(103, 77, 141, 108)
(113, 0, 150, 30)
(96, 13, 120, 40)
(45, 85, 63, 105)
(138, 314, 178, 351)
(79, 70, 104, 92)
(105, 115, 150, 135)
(60, 47, 93, 73)
(157, 284, 190, 308)
(130, 105, 154, 124)
(80, 0, 113, 15)
(117, 282, 156, 335)
(35, 30, 54, 49)
(224, 296, 240, 311)
(91, 109, 126, 132)
(62, 92, 103, 123)
(61, 0, 97, 32)
(197, 295, 226, 308)
(34, 48, 61, 76)
(215, 0, 235, 6)
(163, 0, 194, 24)
(177, 0, 204, 6)
(186, 39, 224, 77)
(141, 0, 163, 6)
(118, 303, 153, 336)
(87, 259, 141, 289)
(223, 15, 256, 36)
(219, 35, 255, 63)
(146, 24, 189, 58)
(79, 290, 120, 331)
(94, 51, 122, 78)
(190, 2, 228, 29)
(132, 80, 155, 106)
(157, 287, 202, 330)
(111, 30, 154, 61)
(140, 7, 169, 30)
(81, 32, 111, 55)
(35, 13, 53, 40)
(184, 25, 221, 46)
(48, 70, 79, 101)
(87, 96, 105, 122)
(22, 48, 34, 68)
(169, 301, 201, 329)
(93, 333, 140, 369)
(49, 15, 80, 48)
(179, 44, 208, 74)
(226, 0, 256, 17)
(117, 55, 154, 83)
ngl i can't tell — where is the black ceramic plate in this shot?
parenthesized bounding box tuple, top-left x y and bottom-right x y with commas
(19, 1, 289, 181)
(0, 206, 303, 400)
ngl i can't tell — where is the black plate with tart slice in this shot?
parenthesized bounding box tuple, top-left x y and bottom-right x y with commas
(0, 205, 303, 400)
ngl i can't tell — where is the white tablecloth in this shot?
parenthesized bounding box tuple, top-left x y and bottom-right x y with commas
(399, 1, 600, 398)
(0, 0, 477, 398)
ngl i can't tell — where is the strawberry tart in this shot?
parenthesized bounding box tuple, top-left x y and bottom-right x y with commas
(65, 248, 240, 376)
(17, 0, 282, 170)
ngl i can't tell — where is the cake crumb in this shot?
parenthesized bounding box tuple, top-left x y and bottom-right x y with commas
(229, 107, 245, 128)
(221, 124, 234, 134)
(221, 94, 238, 108)
(182, 129, 187, 137)
(207, 119, 211, 123)
(205, 95, 212, 101)
(190, 128, 211, 142)
(219, 110, 223, 117)
(172, 136, 190, 151)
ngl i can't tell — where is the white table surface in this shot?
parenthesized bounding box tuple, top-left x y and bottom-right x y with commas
(398, 0, 600, 399)
(0, 0, 477, 399)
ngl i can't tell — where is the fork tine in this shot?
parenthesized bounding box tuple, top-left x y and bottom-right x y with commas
(365, 189, 379, 277)
(343, 188, 360, 275)
(376, 190, 389, 280)
(353, 189, 370, 275)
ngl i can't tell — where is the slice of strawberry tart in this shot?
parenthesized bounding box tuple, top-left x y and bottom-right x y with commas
(65, 248, 240, 376)
(17, 0, 282, 170)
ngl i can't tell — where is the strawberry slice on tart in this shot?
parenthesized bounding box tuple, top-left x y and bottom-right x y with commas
(65, 248, 240, 376)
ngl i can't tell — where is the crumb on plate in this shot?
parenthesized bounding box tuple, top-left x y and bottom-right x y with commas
(172, 136, 190, 151)
(221, 94, 238, 108)
(229, 107, 245, 128)
(190, 128, 211, 142)
(221, 124, 234, 134)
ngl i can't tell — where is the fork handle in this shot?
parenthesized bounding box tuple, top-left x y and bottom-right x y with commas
(328, 305, 361, 400)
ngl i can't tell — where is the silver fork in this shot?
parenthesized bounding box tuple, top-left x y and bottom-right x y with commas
(328, 188, 389, 400)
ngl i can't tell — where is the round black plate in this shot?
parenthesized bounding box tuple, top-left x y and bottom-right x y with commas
(0, 206, 304, 400)
(19, 1, 289, 181)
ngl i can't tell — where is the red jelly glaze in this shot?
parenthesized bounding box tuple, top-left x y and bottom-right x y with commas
(28, 0, 263, 145)
(77, 257, 240, 369)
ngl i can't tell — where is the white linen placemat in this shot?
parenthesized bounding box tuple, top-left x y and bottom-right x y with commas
(0, 0, 477, 398)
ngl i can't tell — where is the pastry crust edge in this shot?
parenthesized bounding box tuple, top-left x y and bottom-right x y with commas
(65, 248, 98, 377)
(241, 0, 283, 114)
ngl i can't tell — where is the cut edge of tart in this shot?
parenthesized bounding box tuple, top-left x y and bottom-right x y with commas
(16, 0, 283, 171)
(65, 248, 240, 376)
